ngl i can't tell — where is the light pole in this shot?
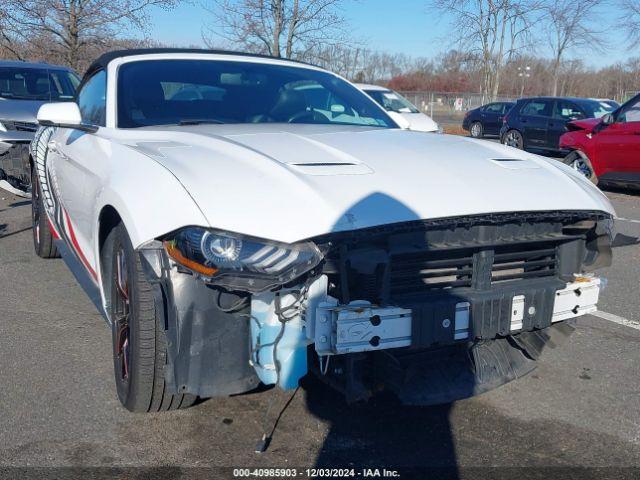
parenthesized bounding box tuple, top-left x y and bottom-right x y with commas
(518, 65, 531, 97)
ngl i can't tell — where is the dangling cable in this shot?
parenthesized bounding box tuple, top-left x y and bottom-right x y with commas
(255, 386, 300, 453)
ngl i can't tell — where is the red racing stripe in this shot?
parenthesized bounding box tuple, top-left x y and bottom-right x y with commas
(47, 217, 60, 240)
(63, 210, 98, 282)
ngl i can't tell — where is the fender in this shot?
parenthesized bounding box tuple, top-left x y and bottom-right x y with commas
(32, 126, 211, 319)
(91, 141, 211, 315)
(560, 130, 603, 177)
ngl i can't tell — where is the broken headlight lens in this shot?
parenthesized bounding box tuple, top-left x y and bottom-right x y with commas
(163, 227, 323, 292)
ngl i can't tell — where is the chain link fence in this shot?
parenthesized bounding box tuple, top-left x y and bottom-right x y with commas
(398, 91, 518, 126)
(623, 91, 639, 102)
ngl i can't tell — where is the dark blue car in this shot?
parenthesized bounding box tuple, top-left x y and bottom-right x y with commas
(462, 101, 515, 138)
(499, 97, 616, 153)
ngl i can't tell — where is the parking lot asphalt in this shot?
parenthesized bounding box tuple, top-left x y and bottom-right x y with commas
(1, 182, 639, 475)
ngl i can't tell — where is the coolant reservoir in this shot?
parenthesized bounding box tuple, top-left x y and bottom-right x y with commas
(250, 290, 308, 390)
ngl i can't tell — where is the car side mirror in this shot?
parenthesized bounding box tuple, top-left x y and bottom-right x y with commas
(387, 111, 411, 130)
(601, 113, 614, 125)
(37, 103, 97, 132)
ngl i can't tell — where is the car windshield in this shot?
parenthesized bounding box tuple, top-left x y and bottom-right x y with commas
(579, 99, 617, 119)
(117, 59, 395, 129)
(0, 67, 79, 101)
(364, 89, 420, 114)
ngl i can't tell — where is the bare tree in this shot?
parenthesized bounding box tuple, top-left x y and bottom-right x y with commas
(544, 0, 606, 96)
(620, 0, 640, 46)
(4, 0, 175, 71)
(430, 0, 540, 101)
(202, 0, 350, 59)
(0, 0, 25, 59)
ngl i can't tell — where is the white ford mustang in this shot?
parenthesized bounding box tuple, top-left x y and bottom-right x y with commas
(30, 49, 615, 412)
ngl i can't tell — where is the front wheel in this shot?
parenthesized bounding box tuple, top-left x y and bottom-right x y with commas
(503, 129, 524, 149)
(562, 151, 598, 184)
(31, 166, 59, 258)
(470, 121, 484, 138)
(104, 222, 196, 412)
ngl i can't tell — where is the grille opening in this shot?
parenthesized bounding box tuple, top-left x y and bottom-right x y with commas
(492, 243, 557, 284)
(389, 249, 474, 294)
(14, 121, 38, 132)
(2, 121, 38, 132)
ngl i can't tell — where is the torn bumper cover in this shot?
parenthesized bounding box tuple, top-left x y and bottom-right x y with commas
(137, 210, 613, 405)
(0, 141, 31, 184)
(0, 126, 35, 176)
(138, 242, 260, 397)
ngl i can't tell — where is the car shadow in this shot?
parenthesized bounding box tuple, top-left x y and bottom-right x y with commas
(0, 225, 32, 239)
(303, 192, 470, 476)
(302, 375, 459, 473)
(601, 185, 640, 196)
(9, 199, 31, 208)
(612, 233, 640, 248)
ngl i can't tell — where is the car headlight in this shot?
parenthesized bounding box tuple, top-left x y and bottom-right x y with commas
(163, 227, 323, 292)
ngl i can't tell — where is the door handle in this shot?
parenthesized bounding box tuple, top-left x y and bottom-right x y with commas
(633, 132, 640, 135)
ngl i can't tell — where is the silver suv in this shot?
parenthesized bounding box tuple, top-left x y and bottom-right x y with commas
(0, 60, 79, 196)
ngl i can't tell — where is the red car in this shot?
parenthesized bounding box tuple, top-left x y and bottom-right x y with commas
(560, 93, 640, 187)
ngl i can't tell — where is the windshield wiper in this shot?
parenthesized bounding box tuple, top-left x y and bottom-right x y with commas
(0, 94, 48, 101)
(178, 119, 225, 125)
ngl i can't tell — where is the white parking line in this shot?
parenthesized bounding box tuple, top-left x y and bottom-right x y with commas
(591, 310, 640, 331)
(618, 217, 640, 225)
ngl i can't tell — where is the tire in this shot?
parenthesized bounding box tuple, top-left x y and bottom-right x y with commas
(470, 121, 484, 138)
(31, 166, 59, 258)
(503, 129, 524, 149)
(104, 222, 196, 412)
(562, 151, 598, 184)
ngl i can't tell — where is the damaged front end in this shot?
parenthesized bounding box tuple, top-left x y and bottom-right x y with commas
(137, 211, 613, 405)
(136, 228, 324, 397)
(0, 121, 38, 195)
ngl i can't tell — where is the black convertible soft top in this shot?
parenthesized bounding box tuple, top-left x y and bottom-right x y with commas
(83, 48, 315, 79)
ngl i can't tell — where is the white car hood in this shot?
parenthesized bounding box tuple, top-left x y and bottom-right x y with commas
(115, 124, 614, 244)
(401, 112, 439, 132)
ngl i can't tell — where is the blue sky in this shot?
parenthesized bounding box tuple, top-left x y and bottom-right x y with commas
(147, 0, 629, 68)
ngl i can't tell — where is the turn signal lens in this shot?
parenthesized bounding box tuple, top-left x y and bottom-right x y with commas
(164, 240, 218, 276)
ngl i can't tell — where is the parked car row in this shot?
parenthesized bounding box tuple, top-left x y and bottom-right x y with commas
(499, 97, 617, 154)
(463, 95, 638, 187)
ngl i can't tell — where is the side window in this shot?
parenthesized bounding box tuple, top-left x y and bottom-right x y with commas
(502, 103, 513, 114)
(618, 97, 640, 123)
(554, 100, 584, 120)
(484, 103, 503, 113)
(521, 100, 552, 117)
(77, 70, 106, 126)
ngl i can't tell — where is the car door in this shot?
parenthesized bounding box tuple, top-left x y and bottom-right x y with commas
(47, 70, 107, 275)
(518, 99, 552, 148)
(549, 100, 586, 150)
(480, 103, 504, 134)
(595, 96, 640, 177)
